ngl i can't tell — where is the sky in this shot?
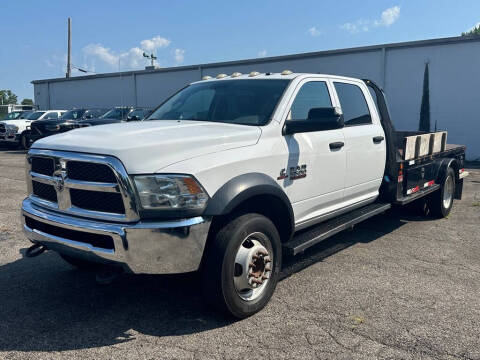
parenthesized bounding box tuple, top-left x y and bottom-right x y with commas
(1, 0, 479, 102)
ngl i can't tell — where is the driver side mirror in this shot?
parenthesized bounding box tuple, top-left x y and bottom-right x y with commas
(282, 107, 344, 135)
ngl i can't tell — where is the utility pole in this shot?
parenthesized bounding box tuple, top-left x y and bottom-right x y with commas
(66, 18, 72, 78)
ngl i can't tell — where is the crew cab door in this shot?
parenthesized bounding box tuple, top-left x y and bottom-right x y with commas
(281, 79, 346, 226)
(332, 80, 386, 203)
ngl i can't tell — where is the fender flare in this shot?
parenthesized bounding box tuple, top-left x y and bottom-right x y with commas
(204, 172, 294, 232)
(435, 158, 458, 185)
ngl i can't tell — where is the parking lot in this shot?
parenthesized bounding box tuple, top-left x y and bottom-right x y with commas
(0, 147, 479, 360)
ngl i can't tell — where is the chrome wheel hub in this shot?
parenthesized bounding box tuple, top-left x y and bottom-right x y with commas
(443, 175, 454, 209)
(233, 232, 272, 301)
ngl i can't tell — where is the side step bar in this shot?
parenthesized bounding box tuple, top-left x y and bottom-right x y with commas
(283, 203, 392, 256)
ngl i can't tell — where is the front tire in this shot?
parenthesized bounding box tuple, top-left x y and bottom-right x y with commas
(19, 132, 30, 150)
(430, 167, 455, 218)
(202, 213, 282, 318)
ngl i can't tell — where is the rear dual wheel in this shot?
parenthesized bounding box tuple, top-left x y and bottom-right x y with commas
(430, 167, 455, 218)
(202, 213, 282, 318)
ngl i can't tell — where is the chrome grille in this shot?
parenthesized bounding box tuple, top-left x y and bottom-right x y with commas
(67, 161, 117, 182)
(32, 181, 57, 202)
(30, 123, 44, 135)
(31, 157, 55, 176)
(26, 149, 139, 222)
(70, 188, 125, 213)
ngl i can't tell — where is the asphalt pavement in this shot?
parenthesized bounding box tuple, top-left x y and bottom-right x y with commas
(0, 147, 479, 360)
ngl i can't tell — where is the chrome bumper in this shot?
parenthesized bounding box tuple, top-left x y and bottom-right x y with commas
(0, 133, 18, 142)
(21, 198, 211, 274)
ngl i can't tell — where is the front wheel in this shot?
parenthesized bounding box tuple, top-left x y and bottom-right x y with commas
(202, 213, 282, 318)
(430, 167, 455, 218)
(19, 132, 30, 150)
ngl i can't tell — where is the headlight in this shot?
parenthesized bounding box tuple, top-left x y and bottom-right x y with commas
(46, 124, 61, 131)
(133, 175, 209, 211)
(6, 124, 19, 133)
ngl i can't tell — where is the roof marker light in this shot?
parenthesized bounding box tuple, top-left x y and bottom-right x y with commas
(202, 76, 212, 80)
(216, 73, 228, 79)
(231, 72, 242, 78)
(281, 70, 293, 75)
(249, 71, 260, 77)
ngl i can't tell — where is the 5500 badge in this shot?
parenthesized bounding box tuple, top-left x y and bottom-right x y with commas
(277, 165, 307, 180)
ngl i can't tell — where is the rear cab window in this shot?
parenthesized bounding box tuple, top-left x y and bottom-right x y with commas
(333, 82, 372, 126)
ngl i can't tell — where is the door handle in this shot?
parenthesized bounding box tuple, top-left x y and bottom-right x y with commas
(329, 141, 344, 150)
(373, 136, 384, 144)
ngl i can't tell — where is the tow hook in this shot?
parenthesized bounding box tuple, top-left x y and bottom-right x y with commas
(25, 243, 47, 258)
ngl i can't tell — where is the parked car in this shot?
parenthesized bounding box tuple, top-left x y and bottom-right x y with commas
(20, 72, 468, 318)
(27, 108, 108, 145)
(0, 110, 66, 149)
(74, 107, 134, 127)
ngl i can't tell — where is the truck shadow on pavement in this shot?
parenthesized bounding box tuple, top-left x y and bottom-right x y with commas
(0, 146, 27, 155)
(0, 207, 418, 352)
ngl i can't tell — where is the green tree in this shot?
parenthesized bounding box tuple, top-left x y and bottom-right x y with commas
(21, 98, 34, 106)
(419, 63, 430, 133)
(462, 23, 480, 36)
(0, 90, 18, 105)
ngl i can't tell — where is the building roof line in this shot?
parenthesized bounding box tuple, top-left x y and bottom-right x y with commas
(32, 35, 480, 84)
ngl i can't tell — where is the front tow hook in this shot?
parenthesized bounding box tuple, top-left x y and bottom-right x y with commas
(25, 243, 47, 258)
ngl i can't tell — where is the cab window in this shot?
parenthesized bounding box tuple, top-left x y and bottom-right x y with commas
(289, 81, 332, 120)
(44, 112, 59, 119)
(334, 82, 372, 126)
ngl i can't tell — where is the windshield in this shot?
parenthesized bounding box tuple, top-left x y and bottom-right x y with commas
(83, 109, 107, 119)
(60, 109, 86, 120)
(100, 108, 131, 120)
(18, 111, 34, 119)
(26, 111, 46, 120)
(128, 109, 150, 119)
(148, 79, 290, 126)
(2, 111, 22, 120)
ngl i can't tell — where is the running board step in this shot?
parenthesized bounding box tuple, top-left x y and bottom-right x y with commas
(284, 203, 392, 256)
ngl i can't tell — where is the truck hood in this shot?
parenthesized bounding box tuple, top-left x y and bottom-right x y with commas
(1, 119, 28, 125)
(1, 119, 30, 131)
(32, 120, 262, 173)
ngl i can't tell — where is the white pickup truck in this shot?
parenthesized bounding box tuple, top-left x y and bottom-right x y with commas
(21, 72, 468, 318)
(0, 110, 66, 148)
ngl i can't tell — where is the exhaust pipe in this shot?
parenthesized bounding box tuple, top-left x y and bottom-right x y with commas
(25, 243, 46, 258)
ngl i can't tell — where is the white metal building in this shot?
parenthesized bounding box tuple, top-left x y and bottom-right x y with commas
(32, 36, 480, 160)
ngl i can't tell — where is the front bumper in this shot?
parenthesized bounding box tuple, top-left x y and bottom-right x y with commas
(0, 133, 19, 143)
(21, 198, 211, 274)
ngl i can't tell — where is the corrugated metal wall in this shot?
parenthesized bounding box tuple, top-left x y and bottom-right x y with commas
(33, 37, 480, 159)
